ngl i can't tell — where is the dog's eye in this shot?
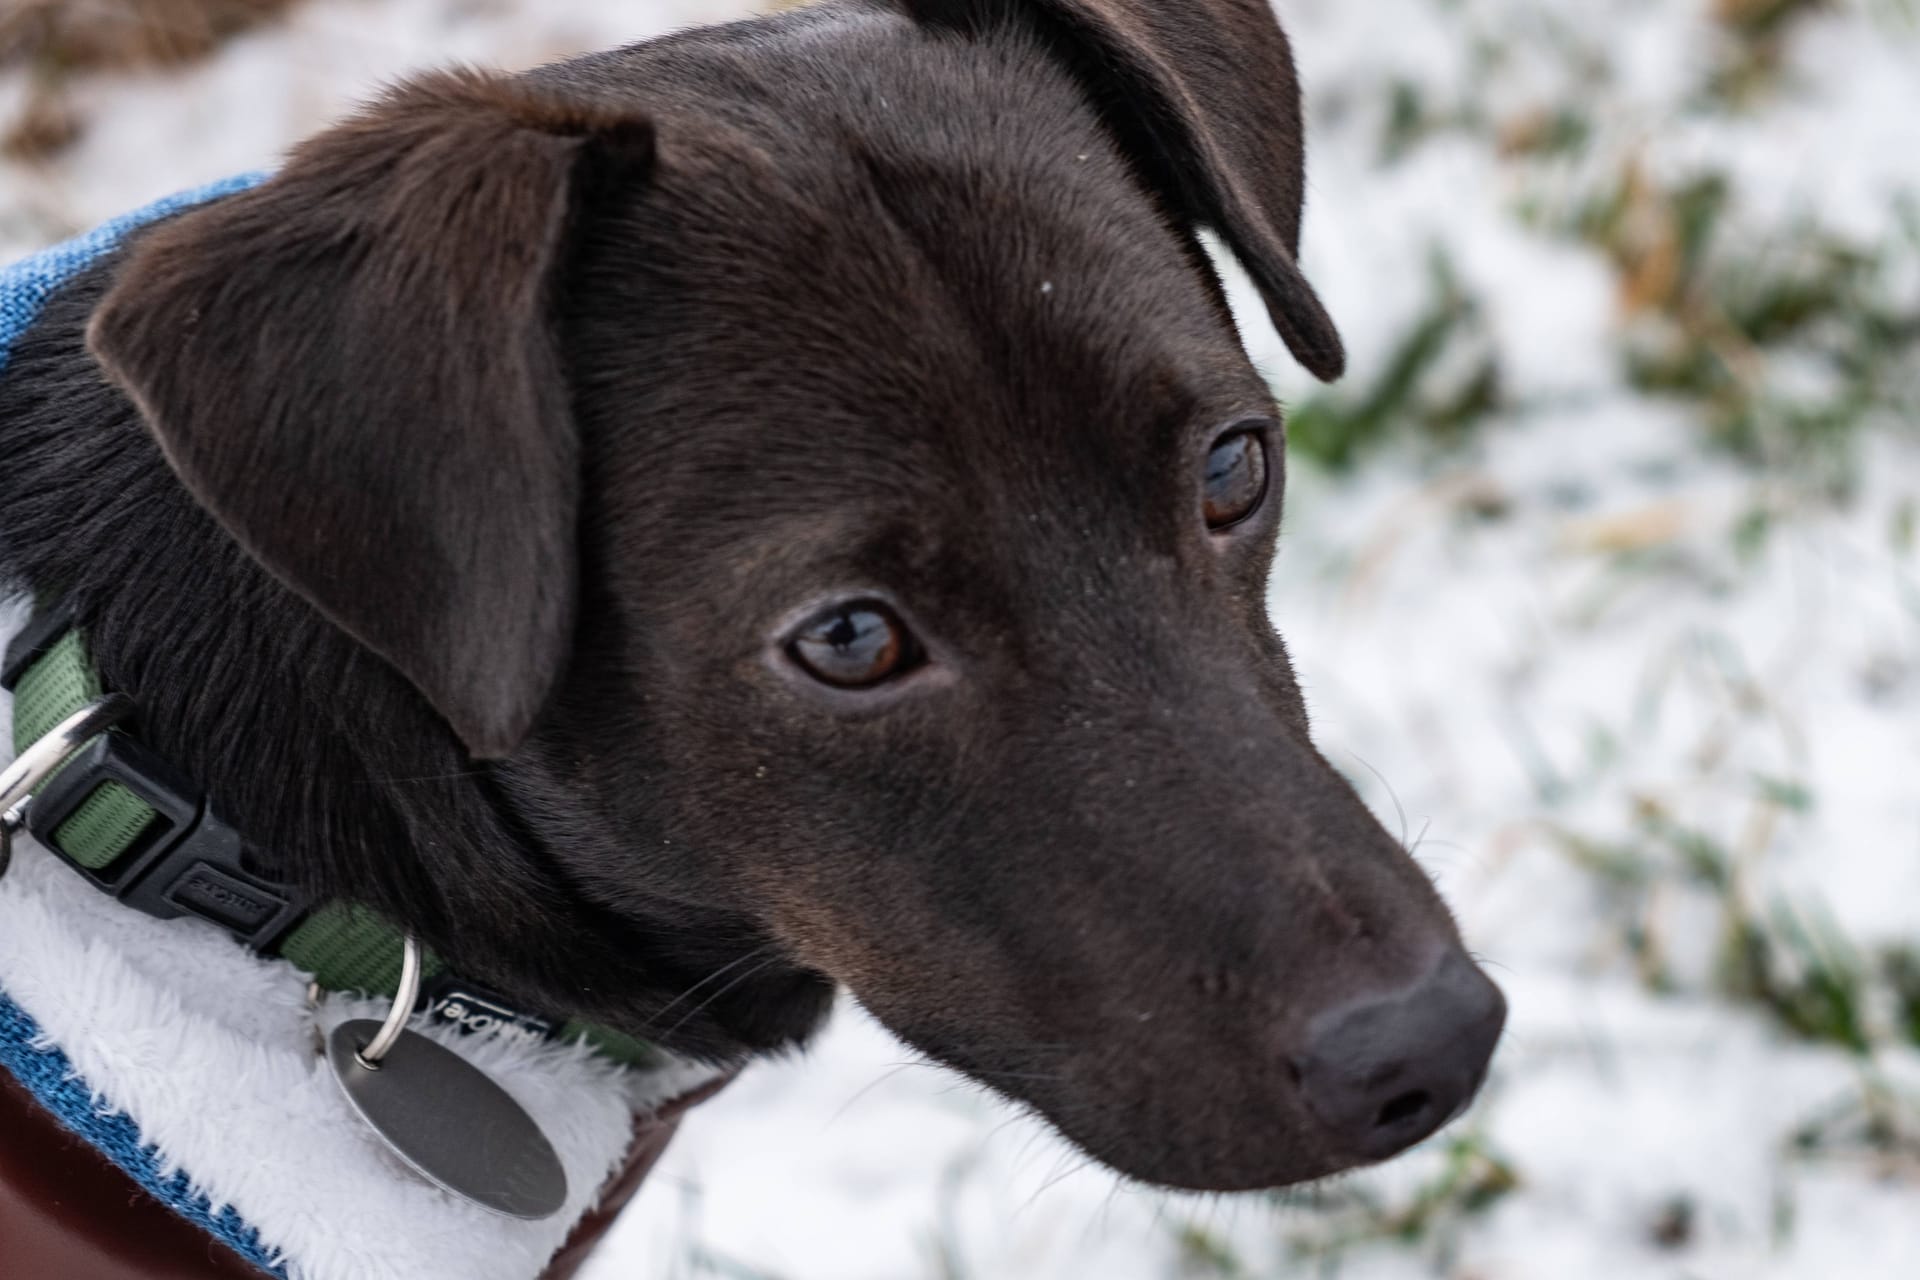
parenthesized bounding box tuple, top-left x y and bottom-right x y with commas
(788, 602, 917, 688)
(1203, 429, 1269, 530)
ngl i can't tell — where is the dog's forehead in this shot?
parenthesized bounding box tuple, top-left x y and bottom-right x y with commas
(566, 15, 1267, 520)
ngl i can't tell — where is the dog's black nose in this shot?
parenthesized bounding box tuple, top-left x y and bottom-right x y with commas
(1293, 951, 1506, 1161)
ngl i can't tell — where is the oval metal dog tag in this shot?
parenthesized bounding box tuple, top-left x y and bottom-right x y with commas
(327, 1019, 569, 1220)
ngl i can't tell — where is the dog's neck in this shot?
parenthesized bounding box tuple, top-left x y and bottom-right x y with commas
(0, 244, 817, 1060)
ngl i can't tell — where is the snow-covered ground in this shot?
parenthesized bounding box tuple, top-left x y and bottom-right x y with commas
(4, 1, 1916, 1277)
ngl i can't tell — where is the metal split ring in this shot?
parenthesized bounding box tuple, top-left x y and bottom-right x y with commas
(354, 934, 424, 1069)
(0, 694, 135, 881)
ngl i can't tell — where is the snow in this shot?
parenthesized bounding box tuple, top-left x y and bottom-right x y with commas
(0, 0, 761, 259)
(3, 1, 1917, 1277)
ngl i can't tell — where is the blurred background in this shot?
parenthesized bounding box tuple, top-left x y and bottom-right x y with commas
(3, 0, 1916, 1276)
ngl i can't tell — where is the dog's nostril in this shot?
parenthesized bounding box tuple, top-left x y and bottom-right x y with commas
(1293, 951, 1506, 1163)
(1375, 1089, 1431, 1129)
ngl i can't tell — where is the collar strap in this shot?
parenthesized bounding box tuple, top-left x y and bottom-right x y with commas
(2, 608, 655, 1067)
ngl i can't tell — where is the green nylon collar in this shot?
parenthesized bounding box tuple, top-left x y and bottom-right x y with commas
(9, 624, 654, 1068)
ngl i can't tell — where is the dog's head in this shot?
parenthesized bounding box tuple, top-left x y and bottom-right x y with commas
(85, 0, 1502, 1191)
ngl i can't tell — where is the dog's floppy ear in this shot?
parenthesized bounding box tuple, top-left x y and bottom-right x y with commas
(901, 0, 1345, 381)
(89, 70, 651, 759)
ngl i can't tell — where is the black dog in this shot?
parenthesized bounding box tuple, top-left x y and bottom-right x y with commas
(0, 0, 1503, 1196)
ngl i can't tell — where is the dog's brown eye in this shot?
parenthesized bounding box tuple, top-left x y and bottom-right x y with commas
(788, 603, 915, 688)
(1203, 430, 1268, 530)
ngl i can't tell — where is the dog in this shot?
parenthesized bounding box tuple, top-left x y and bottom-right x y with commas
(0, 0, 1505, 1274)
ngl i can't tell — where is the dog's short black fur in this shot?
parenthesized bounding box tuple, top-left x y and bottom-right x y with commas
(0, 0, 1502, 1191)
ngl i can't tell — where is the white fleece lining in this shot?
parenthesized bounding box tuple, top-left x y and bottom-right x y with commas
(0, 605, 727, 1280)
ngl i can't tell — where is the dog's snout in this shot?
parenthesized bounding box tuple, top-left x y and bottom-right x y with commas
(1292, 951, 1506, 1162)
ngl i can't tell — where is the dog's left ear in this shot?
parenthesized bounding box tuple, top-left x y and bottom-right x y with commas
(900, 0, 1345, 381)
(89, 70, 653, 759)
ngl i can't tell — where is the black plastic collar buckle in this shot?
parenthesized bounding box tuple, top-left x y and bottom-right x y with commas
(26, 732, 306, 949)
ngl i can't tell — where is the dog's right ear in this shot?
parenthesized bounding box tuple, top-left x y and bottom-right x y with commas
(89, 70, 652, 760)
